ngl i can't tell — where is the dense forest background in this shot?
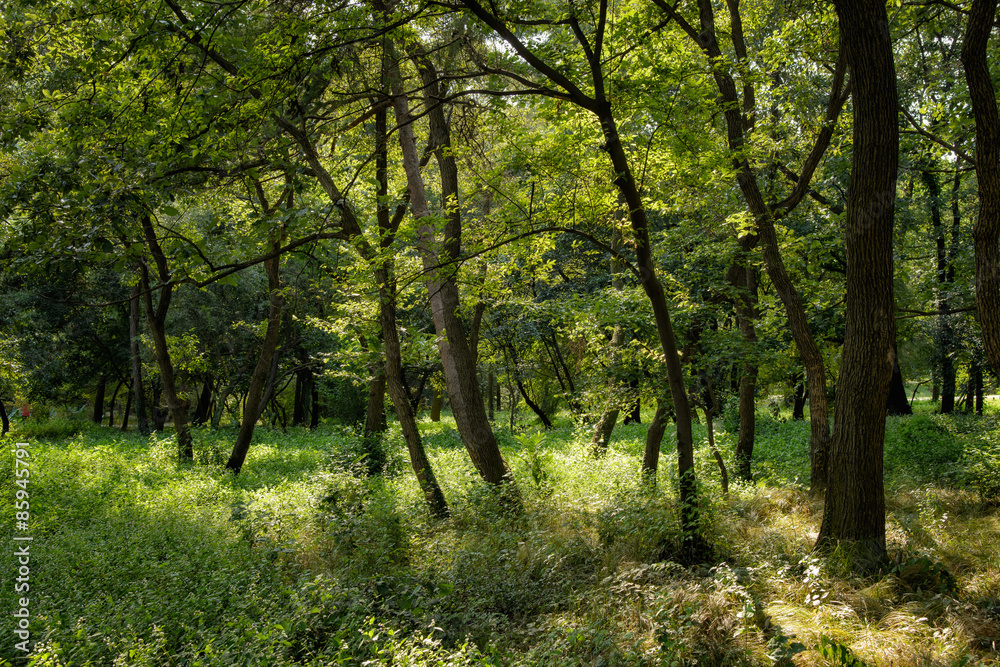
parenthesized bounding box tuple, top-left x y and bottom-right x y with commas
(2, 0, 1000, 664)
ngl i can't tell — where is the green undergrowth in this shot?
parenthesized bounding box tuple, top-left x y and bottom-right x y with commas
(1, 405, 998, 666)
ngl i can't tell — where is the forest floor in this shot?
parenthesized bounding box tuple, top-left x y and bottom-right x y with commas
(1, 401, 998, 666)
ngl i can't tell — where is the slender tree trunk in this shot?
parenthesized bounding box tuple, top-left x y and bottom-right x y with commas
(487, 370, 495, 421)
(107, 379, 124, 428)
(121, 384, 132, 431)
(388, 55, 517, 493)
(731, 243, 760, 481)
(923, 166, 958, 413)
(623, 378, 642, 424)
(886, 344, 912, 416)
(310, 384, 321, 429)
(227, 251, 284, 474)
(138, 236, 191, 460)
(816, 0, 898, 569)
(129, 284, 149, 435)
(192, 378, 212, 425)
(973, 359, 984, 415)
(642, 399, 670, 482)
(371, 100, 449, 518)
(791, 375, 806, 421)
(1, 399, 9, 436)
(592, 323, 624, 454)
(92, 375, 107, 425)
(962, 0, 1000, 377)
(429, 388, 443, 422)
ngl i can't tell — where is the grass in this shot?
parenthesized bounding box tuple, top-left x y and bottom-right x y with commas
(0, 401, 998, 666)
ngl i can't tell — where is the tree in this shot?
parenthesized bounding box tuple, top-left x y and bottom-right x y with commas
(815, 0, 899, 568)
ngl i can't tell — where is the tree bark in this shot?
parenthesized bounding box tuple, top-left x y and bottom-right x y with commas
(487, 370, 495, 421)
(962, 0, 1000, 377)
(1, 399, 9, 436)
(192, 378, 212, 425)
(642, 399, 670, 482)
(227, 250, 284, 474)
(121, 384, 132, 431)
(92, 375, 107, 425)
(922, 166, 957, 413)
(886, 344, 912, 416)
(372, 100, 449, 518)
(129, 284, 149, 435)
(816, 0, 898, 569)
(430, 387, 443, 422)
(138, 216, 192, 461)
(388, 51, 517, 493)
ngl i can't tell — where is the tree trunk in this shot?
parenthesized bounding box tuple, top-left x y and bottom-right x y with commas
(1, 399, 9, 436)
(371, 99, 449, 518)
(129, 284, 149, 435)
(962, 0, 1000, 377)
(107, 380, 124, 428)
(642, 399, 670, 483)
(192, 378, 212, 426)
(731, 244, 760, 481)
(310, 384, 321, 429)
(388, 56, 517, 493)
(974, 359, 984, 415)
(816, 0, 898, 569)
(227, 251, 284, 474)
(514, 376, 553, 429)
(121, 384, 132, 431)
(487, 370, 495, 421)
(363, 365, 388, 476)
(886, 345, 912, 416)
(430, 388, 443, 422)
(93, 375, 107, 425)
(923, 166, 958, 414)
(791, 374, 806, 421)
(138, 236, 191, 461)
(623, 378, 642, 424)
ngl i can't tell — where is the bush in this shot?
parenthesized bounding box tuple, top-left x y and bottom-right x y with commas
(964, 427, 1000, 504)
(11, 416, 91, 439)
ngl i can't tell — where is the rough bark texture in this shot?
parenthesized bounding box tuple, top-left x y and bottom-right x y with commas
(388, 52, 516, 492)
(129, 284, 149, 435)
(962, 0, 1000, 377)
(816, 0, 898, 569)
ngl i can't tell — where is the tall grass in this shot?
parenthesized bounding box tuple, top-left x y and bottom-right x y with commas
(0, 404, 997, 666)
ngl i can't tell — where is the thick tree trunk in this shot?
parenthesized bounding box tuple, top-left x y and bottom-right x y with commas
(92, 375, 107, 425)
(129, 284, 149, 435)
(227, 252, 284, 474)
(816, 0, 898, 569)
(962, 0, 1000, 377)
(389, 59, 516, 493)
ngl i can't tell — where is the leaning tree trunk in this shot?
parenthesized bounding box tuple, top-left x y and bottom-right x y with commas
(388, 54, 517, 494)
(816, 0, 898, 570)
(137, 222, 191, 461)
(642, 399, 671, 483)
(962, 0, 1000, 377)
(227, 250, 284, 474)
(370, 99, 449, 518)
